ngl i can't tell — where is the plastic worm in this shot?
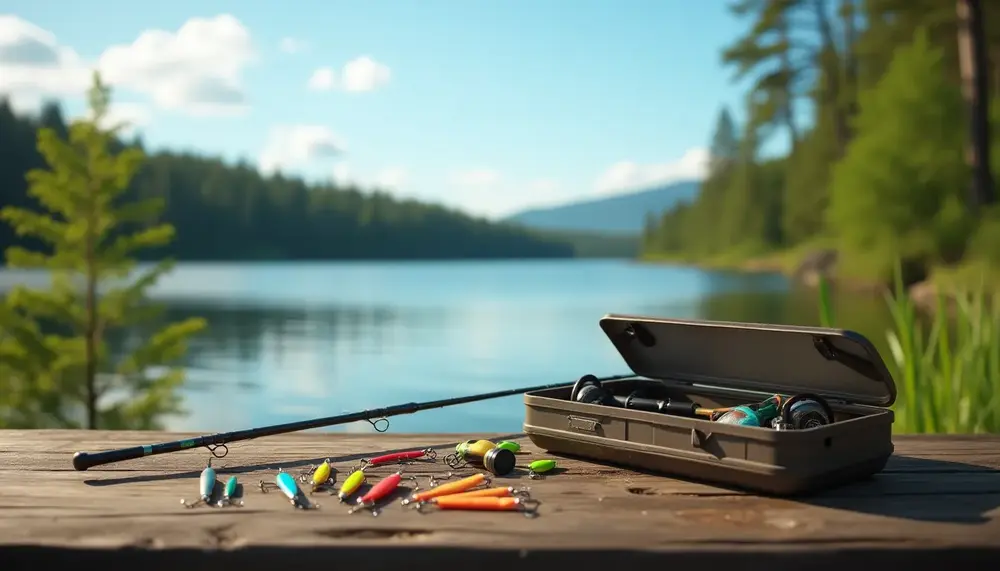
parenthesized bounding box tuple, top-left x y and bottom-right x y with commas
(337, 469, 366, 502)
(348, 471, 407, 516)
(400, 473, 489, 506)
(446, 486, 531, 499)
(416, 495, 541, 517)
(360, 448, 437, 469)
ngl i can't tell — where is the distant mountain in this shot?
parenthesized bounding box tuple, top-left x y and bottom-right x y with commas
(504, 180, 700, 235)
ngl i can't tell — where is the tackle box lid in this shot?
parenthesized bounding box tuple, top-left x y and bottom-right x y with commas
(599, 314, 897, 407)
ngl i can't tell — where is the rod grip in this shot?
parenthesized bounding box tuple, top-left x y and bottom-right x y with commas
(72, 446, 147, 471)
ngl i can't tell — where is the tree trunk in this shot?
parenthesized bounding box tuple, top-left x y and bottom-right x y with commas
(957, 0, 997, 209)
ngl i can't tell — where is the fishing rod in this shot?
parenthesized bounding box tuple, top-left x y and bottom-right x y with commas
(71, 374, 637, 471)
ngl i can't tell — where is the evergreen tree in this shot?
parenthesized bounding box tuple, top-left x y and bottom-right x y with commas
(0, 72, 207, 430)
(827, 29, 969, 272)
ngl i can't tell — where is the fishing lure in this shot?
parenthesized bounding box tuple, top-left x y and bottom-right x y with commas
(528, 459, 557, 479)
(259, 469, 319, 510)
(217, 475, 243, 507)
(446, 440, 515, 476)
(438, 485, 530, 500)
(348, 471, 412, 516)
(299, 459, 336, 493)
(400, 473, 490, 506)
(495, 441, 521, 453)
(337, 468, 367, 503)
(181, 459, 217, 508)
(455, 439, 478, 454)
(355, 448, 437, 472)
(415, 495, 541, 518)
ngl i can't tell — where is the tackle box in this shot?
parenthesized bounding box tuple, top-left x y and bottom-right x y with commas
(523, 314, 898, 496)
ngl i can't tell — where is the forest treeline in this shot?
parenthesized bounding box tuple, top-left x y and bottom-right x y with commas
(0, 101, 583, 261)
(641, 0, 1000, 286)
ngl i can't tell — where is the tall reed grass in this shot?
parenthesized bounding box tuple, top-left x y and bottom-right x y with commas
(817, 266, 999, 434)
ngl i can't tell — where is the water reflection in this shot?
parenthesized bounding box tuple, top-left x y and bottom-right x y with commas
(4, 260, 899, 434)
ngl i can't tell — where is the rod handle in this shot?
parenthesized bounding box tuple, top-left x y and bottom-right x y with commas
(72, 446, 147, 471)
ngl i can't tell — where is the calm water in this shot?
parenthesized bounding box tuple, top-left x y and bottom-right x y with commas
(0, 259, 896, 434)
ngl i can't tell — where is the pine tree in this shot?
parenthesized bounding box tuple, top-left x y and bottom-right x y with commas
(827, 28, 970, 273)
(0, 71, 206, 430)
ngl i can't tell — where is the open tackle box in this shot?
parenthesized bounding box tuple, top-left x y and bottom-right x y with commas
(523, 314, 898, 496)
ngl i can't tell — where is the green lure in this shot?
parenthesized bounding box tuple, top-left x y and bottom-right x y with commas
(528, 459, 557, 479)
(495, 441, 521, 453)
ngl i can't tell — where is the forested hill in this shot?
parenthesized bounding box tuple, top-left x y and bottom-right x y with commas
(505, 180, 699, 235)
(0, 101, 575, 261)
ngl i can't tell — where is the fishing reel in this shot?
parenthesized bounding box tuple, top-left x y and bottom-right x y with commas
(570, 374, 703, 418)
(571, 374, 835, 431)
(713, 393, 834, 430)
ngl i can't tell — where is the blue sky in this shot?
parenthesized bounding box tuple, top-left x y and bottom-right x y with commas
(1, 1, 765, 218)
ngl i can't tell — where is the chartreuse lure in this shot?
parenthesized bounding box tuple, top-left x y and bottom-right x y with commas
(181, 458, 217, 508)
(337, 468, 367, 503)
(495, 441, 521, 453)
(218, 475, 243, 507)
(299, 458, 335, 494)
(528, 459, 557, 479)
(259, 468, 319, 510)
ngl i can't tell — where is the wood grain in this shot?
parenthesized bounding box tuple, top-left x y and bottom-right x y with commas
(2, 429, 999, 570)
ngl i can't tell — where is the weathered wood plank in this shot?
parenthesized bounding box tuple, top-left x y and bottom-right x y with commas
(1, 430, 999, 570)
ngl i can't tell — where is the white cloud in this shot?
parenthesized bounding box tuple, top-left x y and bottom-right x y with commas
(0, 14, 255, 117)
(306, 56, 391, 93)
(0, 15, 91, 110)
(374, 167, 407, 189)
(307, 67, 336, 91)
(449, 168, 501, 187)
(594, 147, 709, 195)
(330, 163, 408, 191)
(258, 124, 346, 174)
(97, 14, 255, 116)
(342, 56, 391, 92)
(528, 178, 560, 195)
(279, 37, 307, 54)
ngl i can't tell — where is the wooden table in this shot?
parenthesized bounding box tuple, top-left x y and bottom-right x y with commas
(1, 430, 999, 570)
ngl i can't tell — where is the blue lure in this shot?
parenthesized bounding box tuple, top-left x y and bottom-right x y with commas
(259, 469, 319, 510)
(218, 475, 243, 507)
(181, 458, 217, 508)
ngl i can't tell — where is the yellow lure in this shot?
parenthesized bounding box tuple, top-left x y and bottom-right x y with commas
(312, 460, 332, 487)
(338, 469, 366, 501)
(465, 439, 496, 458)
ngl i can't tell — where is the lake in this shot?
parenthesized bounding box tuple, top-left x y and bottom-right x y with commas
(0, 259, 897, 435)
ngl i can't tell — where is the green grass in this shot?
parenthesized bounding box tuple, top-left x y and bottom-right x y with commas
(818, 263, 1000, 434)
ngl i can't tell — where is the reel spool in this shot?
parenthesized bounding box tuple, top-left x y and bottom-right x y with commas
(771, 393, 834, 431)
